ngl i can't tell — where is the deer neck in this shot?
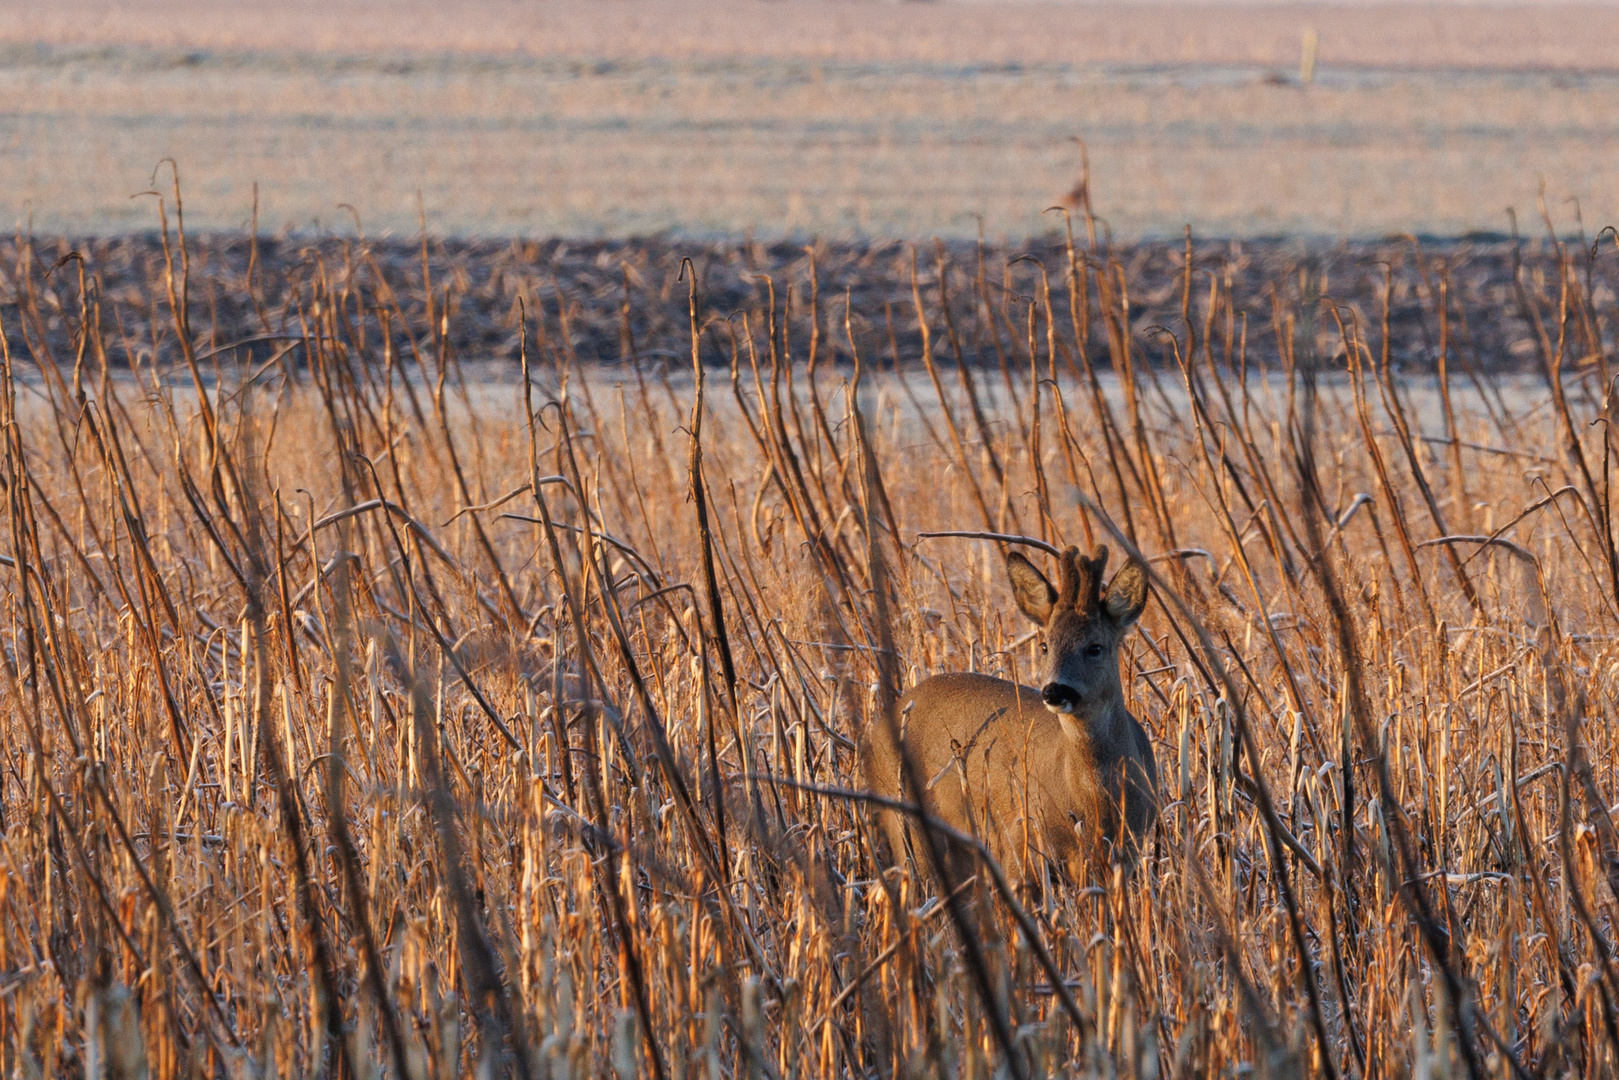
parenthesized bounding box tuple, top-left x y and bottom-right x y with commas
(1054, 693, 1128, 763)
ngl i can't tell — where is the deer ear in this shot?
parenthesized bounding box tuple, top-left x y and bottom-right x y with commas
(1006, 552, 1056, 625)
(1103, 559, 1149, 626)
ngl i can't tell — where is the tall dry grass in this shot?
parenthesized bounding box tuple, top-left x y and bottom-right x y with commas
(4, 186, 1619, 1079)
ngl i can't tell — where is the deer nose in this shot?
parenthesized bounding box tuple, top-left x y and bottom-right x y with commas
(1041, 682, 1079, 713)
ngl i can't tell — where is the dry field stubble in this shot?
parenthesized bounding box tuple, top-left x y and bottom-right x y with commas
(6, 208, 1619, 1078)
(14, 0, 1619, 69)
(6, 24, 1619, 239)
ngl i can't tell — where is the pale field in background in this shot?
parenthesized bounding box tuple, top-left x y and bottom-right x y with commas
(13, 0, 1619, 67)
(3, 1, 1619, 238)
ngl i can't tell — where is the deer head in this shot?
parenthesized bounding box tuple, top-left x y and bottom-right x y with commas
(1006, 545, 1149, 718)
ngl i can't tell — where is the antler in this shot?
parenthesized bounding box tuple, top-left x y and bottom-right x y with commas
(1056, 544, 1109, 613)
(1071, 544, 1109, 614)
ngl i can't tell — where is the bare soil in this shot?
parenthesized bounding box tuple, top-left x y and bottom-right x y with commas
(11, 232, 1600, 373)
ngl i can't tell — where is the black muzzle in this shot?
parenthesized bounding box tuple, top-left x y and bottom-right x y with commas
(1042, 682, 1080, 713)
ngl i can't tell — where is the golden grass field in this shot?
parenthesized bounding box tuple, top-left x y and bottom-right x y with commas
(8, 3, 1619, 1077)
(4, 1, 1619, 239)
(6, 190, 1619, 1077)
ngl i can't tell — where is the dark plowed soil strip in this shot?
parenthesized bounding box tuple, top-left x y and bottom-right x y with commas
(4, 233, 1604, 376)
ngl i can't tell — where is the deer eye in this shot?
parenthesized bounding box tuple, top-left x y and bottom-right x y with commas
(1039, 641, 1048, 654)
(1085, 643, 1105, 658)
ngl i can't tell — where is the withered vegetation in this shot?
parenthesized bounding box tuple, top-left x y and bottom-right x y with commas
(5, 187, 1619, 1079)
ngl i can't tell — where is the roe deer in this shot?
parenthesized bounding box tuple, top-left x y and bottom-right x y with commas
(860, 544, 1158, 882)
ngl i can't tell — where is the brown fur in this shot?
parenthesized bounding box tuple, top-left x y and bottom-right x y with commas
(860, 545, 1158, 883)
